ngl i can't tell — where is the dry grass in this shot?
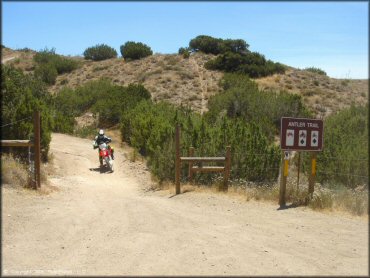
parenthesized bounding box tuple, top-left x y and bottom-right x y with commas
(150, 175, 368, 217)
(1, 151, 58, 194)
(1, 154, 30, 188)
(128, 149, 139, 162)
(255, 69, 368, 118)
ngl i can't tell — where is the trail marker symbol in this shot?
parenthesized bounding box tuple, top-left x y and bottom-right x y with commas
(298, 130, 307, 146)
(311, 131, 319, 147)
(286, 130, 294, 146)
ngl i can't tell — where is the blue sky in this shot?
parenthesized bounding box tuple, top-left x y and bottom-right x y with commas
(2, 1, 368, 79)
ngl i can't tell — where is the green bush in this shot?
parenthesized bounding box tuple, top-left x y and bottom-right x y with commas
(304, 67, 327, 76)
(52, 79, 151, 133)
(178, 47, 188, 55)
(205, 51, 286, 78)
(34, 47, 79, 74)
(185, 35, 284, 78)
(120, 100, 280, 183)
(309, 105, 368, 188)
(17, 47, 33, 52)
(207, 73, 311, 139)
(189, 35, 249, 55)
(34, 63, 58, 85)
(178, 47, 190, 59)
(1, 66, 53, 161)
(120, 41, 153, 60)
(83, 44, 117, 61)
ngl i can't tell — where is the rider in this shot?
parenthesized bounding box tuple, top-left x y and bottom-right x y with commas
(93, 129, 114, 166)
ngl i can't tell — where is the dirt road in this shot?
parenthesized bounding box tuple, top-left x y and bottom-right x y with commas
(2, 133, 368, 276)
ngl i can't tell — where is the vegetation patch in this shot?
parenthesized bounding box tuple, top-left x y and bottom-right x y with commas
(304, 67, 327, 76)
(181, 35, 286, 78)
(83, 44, 117, 61)
(305, 105, 368, 188)
(120, 41, 152, 61)
(2, 65, 53, 160)
(33, 48, 80, 85)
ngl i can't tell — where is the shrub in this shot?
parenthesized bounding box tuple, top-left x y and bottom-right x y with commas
(52, 79, 151, 131)
(34, 63, 58, 85)
(178, 47, 188, 55)
(34, 47, 79, 74)
(186, 35, 284, 78)
(306, 105, 368, 188)
(188, 35, 249, 55)
(189, 35, 222, 54)
(17, 47, 33, 52)
(207, 73, 311, 139)
(83, 44, 117, 61)
(305, 67, 327, 76)
(120, 100, 280, 183)
(1, 154, 30, 187)
(120, 41, 153, 60)
(182, 51, 190, 59)
(205, 51, 286, 78)
(2, 66, 53, 161)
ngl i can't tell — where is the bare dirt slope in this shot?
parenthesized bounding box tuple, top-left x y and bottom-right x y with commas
(3, 46, 367, 117)
(2, 133, 368, 276)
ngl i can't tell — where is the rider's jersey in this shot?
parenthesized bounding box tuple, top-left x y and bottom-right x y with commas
(95, 135, 112, 146)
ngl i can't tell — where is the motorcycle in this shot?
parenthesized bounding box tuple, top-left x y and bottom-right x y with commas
(93, 142, 114, 172)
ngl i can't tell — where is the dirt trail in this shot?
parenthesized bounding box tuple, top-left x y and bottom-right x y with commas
(191, 57, 207, 114)
(2, 56, 17, 64)
(2, 133, 368, 276)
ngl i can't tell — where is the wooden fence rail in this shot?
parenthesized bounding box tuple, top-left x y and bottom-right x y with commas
(175, 125, 231, 194)
(1, 140, 34, 147)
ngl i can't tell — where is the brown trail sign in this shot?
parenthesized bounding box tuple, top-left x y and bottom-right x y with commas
(279, 117, 324, 207)
(281, 117, 323, 151)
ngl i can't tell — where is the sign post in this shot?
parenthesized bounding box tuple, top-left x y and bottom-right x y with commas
(34, 111, 41, 188)
(280, 117, 323, 206)
(175, 124, 181, 194)
(279, 151, 290, 207)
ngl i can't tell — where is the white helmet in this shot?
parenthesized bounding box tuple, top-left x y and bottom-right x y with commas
(99, 129, 104, 136)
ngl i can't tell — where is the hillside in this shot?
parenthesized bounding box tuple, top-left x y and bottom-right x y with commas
(2, 47, 368, 117)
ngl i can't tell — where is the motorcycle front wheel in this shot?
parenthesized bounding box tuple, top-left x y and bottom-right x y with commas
(105, 157, 114, 172)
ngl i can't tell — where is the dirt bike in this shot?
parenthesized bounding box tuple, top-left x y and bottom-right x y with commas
(94, 142, 114, 172)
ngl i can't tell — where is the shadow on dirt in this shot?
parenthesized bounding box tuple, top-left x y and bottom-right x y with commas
(89, 167, 112, 174)
(277, 203, 302, 210)
(168, 190, 194, 198)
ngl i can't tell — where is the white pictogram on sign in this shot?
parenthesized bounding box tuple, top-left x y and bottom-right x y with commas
(286, 129, 294, 146)
(298, 130, 307, 146)
(311, 131, 319, 147)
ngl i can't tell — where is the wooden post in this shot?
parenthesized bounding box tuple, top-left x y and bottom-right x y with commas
(175, 125, 181, 194)
(34, 111, 41, 189)
(297, 152, 301, 191)
(188, 147, 194, 182)
(222, 146, 231, 192)
(308, 152, 317, 195)
(279, 151, 289, 207)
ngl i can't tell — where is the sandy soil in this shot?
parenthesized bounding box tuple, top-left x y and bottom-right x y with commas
(2, 133, 368, 276)
(1, 55, 18, 64)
